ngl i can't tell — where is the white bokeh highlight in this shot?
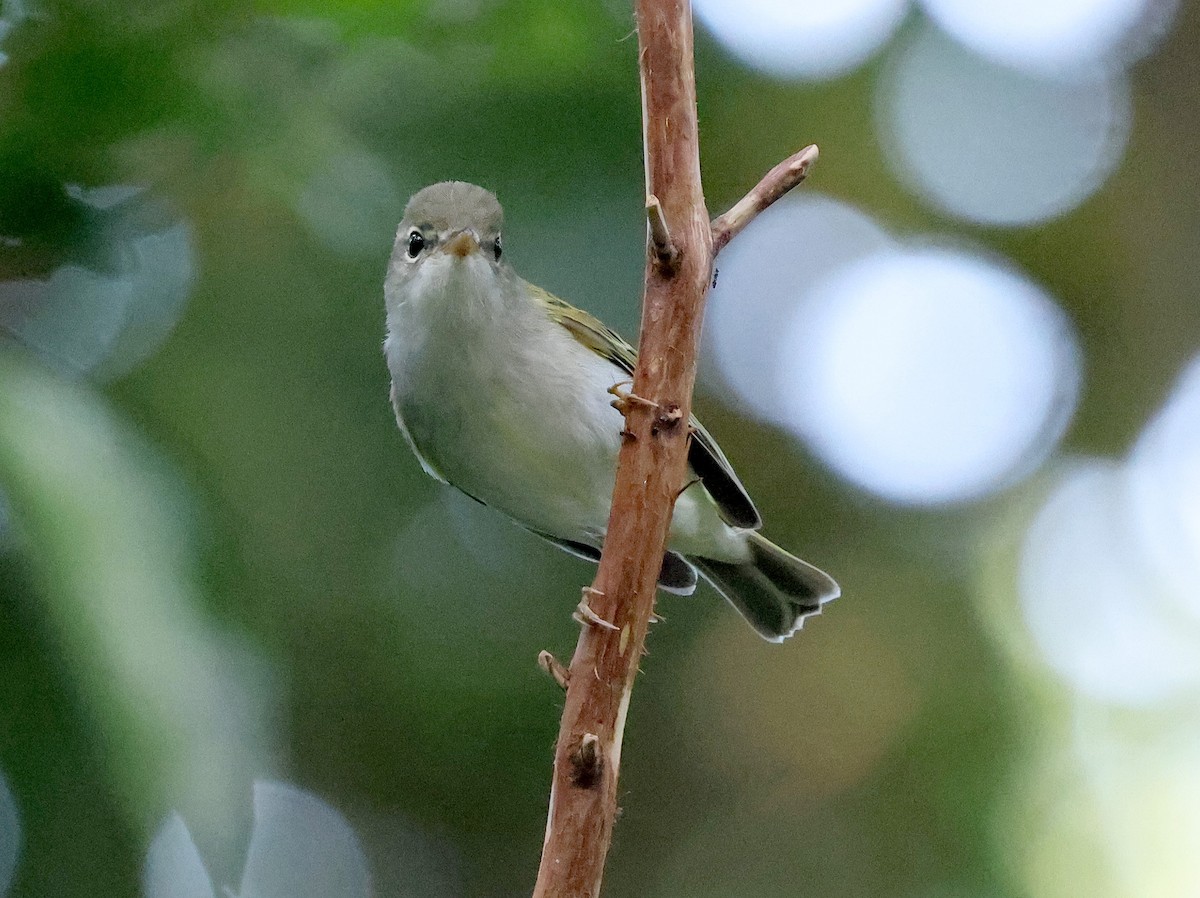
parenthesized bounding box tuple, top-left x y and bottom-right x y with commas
(706, 193, 894, 425)
(144, 814, 215, 898)
(1018, 460, 1200, 705)
(693, 0, 910, 80)
(879, 26, 1132, 226)
(1125, 355, 1200, 625)
(239, 782, 371, 898)
(918, 0, 1178, 73)
(1015, 355, 1200, 707)
(144, 782, 371, 898)
(1072, 706, 1200, 897)
(777, 246, 1079, 504)
(1014, 703, 1200, 898)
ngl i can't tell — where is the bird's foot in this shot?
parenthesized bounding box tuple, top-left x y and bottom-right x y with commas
(608, 380, 658, 415)
(574, 587, 619, 631)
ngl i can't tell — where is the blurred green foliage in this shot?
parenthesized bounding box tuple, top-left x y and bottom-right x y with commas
(2, 1, 1199, 896)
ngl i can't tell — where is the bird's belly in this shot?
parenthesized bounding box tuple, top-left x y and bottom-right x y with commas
(396, 343, 624, 544)
(389, 314, 748, 564)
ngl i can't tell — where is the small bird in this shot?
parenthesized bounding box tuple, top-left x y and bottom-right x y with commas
(383, 181, 838, 641)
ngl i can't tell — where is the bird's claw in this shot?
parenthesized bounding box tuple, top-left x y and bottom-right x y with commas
(608, 380, 658, 414)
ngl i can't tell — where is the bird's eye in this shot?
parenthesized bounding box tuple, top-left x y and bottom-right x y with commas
(493, 235, 502, 261)
(407, 230, 425, 259)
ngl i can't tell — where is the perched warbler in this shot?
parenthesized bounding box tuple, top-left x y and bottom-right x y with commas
(383, 181, 838, 641)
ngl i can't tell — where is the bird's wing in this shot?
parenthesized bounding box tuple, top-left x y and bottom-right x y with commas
(520, 526, 603, 563)
(535, 284, 763, 530)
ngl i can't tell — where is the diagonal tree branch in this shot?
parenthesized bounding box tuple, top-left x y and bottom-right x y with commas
(531, 3, 818, 896)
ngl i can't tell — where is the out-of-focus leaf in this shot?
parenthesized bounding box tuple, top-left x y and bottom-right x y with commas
(0, 0, 26, 68)
(142, 814, 216, 898)
(250, 0, 622, 85)
(295, 146, 401, 255)
(0, 490, 11, 549)
(93, 220, 196, 380)
(0, 351, 278, 861)
(0, 189, 195, 381)
(0, 768, 19, 897)
(238, 781, 370, 898)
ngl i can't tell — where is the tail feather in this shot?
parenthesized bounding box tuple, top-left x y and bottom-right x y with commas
(694, 532, 839, 642)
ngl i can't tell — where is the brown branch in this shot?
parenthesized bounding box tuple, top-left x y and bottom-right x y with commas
(531, 2, 711, 896)
(532, 5, 820, 897)
(710, 144, 819, 255)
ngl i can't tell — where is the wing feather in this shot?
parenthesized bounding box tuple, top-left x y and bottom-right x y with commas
(535, 283, 762, 530)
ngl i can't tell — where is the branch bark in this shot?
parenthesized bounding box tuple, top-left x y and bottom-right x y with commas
(530, 4, 708, 895)
(531, 4, 817, 896)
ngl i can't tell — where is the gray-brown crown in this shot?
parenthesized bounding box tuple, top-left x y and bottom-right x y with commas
(402, 181, 503, 234)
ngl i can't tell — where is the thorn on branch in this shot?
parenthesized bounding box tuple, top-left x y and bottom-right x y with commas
(646, 194, 679, 273)
(711, 144, 819, 256)
(575, 587, 619, 631)
(538, 650, 570, 690)
(569, 733, 603, 788)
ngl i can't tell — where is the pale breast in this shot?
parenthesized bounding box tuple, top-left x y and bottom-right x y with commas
(388, 299, 626, 544)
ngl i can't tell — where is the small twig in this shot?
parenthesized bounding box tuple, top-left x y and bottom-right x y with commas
(538, 650, 570, 690)
(710, 144, 819, 255)
(646, 194, 679, 272)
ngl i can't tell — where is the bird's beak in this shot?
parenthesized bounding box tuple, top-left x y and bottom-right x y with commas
(443, 229, 479, 258)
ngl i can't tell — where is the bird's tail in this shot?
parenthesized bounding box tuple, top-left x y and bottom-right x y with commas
(694, 532, 839, 642)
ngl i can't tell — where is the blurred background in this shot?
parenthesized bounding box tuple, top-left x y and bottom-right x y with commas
(1, 0, 1198, 895)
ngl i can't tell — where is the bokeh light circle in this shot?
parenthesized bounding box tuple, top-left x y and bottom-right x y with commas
(777, 246, 1079, 504)
(879, 26, 1132, 226)
(693, 0, 910, 80)
(918, 0, 1178, 73)
(1010, 703, 1200, 898)
(706, 193, 894, 425)
(1019, 461, 1200, 705)
(1126, 354, 1200, 624)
